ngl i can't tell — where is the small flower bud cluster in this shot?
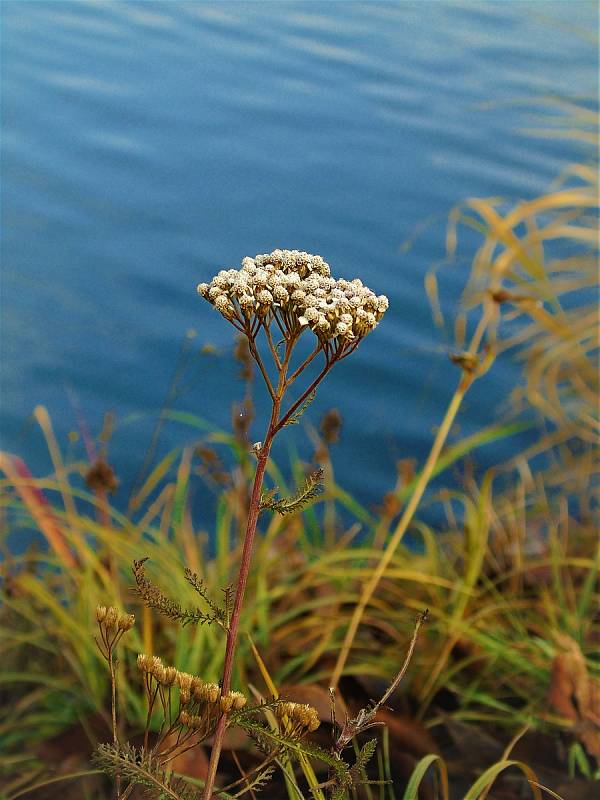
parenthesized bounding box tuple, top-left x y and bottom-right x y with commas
(197, 249, 388, 344)
(194, 681, 220, 704)
(96, 604, 135, 632)
(275, 701, 320, 733)
(137, 654, 169, 682)
(136, 656, 195, 697)
(179, 709, 201, 728)
(136, 655, 246, 714)
(220, 690, 247, 713)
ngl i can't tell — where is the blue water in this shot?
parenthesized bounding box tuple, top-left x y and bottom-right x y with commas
(2, 1, 598, 524)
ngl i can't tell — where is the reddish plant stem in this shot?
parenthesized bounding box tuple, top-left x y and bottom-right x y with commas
(202, 333, 337, 798)
(201, 405, 279, 799)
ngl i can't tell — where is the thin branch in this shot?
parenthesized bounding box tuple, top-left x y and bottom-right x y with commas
(247, 337, 276, 400)
(374, 610, 428, 712)
(250, 316, 261, 338)
(220, 752, 278, 793)
(107, 644, 122, 799)
(275, 354, 339, 433)
(285, 342, 323, 388)
(262, 320, 282, 370)
(272, 308, 288, 340)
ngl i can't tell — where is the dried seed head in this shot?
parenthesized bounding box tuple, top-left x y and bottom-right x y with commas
(308, 714, 320, 732)
(85, 459, 118, 494)
(176, 672, 193, 692)
(230, 691, 247, 710)
(148, 656, 164, 679)
(275, 701, 294, 719)
(104, 606, 119, 629)
(118, 613, 135, 632)
(296, 703, 320, 731)
(137, 653, 149, 671)
(199, 682, 220, 704)
(276, 700, 320, 732)
(179, 710, 191, 726)
(163, 666, 178, 686)
(219, 693, 234, 713)
(96, 605, 107, 623)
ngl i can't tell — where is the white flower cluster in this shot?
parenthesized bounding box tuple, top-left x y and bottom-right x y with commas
(197, 249, 388, 343)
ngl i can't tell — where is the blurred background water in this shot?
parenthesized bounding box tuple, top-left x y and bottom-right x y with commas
(2, 1, 598, 523)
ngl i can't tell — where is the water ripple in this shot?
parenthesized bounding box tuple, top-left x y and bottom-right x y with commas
(2, 0, 597, 515)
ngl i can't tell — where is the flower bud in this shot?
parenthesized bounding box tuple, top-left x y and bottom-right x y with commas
(118, 613, 135, 631)
(181, 690, 191, 704)
(214, 295, 235, 319)
(137, 653, 149, 672)
(230, 691, 247, 710)
(163, 666, 178, 686)
(149, 656, 164, 677)
(179, 710, 190, 726)
(176, 672, 193, 692)
(201, 683, 220, 704)
(104, 606, 118, 629)
(219, 693, 234, 713)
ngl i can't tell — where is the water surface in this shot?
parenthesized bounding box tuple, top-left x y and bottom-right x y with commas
(2, 1, 597, 524)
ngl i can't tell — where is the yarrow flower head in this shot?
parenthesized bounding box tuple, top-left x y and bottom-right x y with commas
(197, 249, 388, 345)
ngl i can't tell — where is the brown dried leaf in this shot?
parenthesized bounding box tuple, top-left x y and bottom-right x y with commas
(549, 633, 600, 758)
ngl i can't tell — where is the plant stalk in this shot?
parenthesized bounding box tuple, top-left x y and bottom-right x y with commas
(108, 644, 122, 799)
(203, 327, 337, 797)
(202, 409, 278, 799)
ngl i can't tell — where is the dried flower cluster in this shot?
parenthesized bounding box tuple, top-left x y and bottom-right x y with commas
(136, 654, 246, 711)
(197, 249, 388, 343)
(96, 605, 135, 633)
(275, 700, 320, 734)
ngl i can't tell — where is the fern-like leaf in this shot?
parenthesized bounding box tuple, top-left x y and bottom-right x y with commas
(330, 785, 350, 800)
(184, 567, 225, 621)
(237, 718, 346, 778)
(93, 743, 196, 800)
(353, 737, 377, 774)
(259, 486, 279, 509)
(328, 739, 382, 799)
(132, 559, 225, 628)
(231, 765, 276, 797)
(260, 469, 324, 516)
(284, 389, 316, 426)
